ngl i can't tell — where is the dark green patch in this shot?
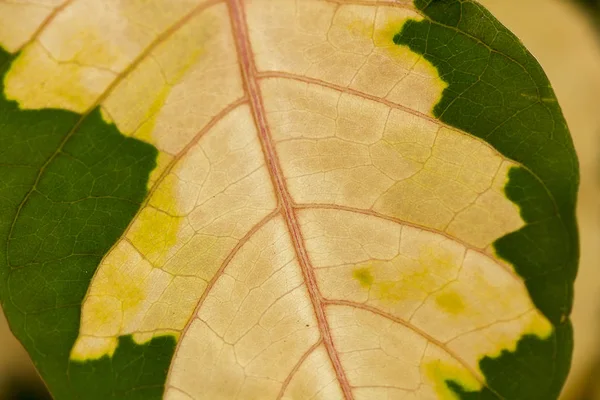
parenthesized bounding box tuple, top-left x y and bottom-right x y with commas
(68, 335, 176, 400)
(394, 1, 578, 399)
(0, 47, 173, 399)
(446, 324, 572, 400)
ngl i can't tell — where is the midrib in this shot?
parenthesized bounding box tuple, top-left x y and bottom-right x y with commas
(227, 0, 354, 398)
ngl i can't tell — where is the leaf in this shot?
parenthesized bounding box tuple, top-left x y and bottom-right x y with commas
(0, 0, 578, 399)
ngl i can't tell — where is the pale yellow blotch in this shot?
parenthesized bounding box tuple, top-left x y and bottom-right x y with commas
(91, 249, 149, 314)
(147, 151, 174, 189)
(351, 6, 449, 114)
(70, 337, 118, 362)
(102, 4, 244, 155)
(79, 296, 123, 337)
(487, 311, 553, 358)
(138, 276, 206, 333)
(124, 153, 199, 269)
(526, 310, 554, 339)
(132, 44, 204, 145)
(423, 353, 482, 400)
(4, 42, 116, 112)
(447, 310, 553, 373)
(412, 250, 554, 373)
(132, 330, 180, 346)
(3, 0, 208, 113)
(300, 208, 552, 380)
(72, 241, 174, 360)
(74, 107, 277, 362)
(373, 128, 524, 246)
(124, 152, 195, 268)
(435, 290, 466, 315)
(132, 84, 177, 145)
(342, 233, 464, 314)
(126, 208, 183, 267)
(249, 1, 446, 114)
(3, 0, 136, 112)
(126, 169, 186, 268)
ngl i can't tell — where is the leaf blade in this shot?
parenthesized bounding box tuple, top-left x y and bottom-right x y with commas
(0, 0, 578, 399)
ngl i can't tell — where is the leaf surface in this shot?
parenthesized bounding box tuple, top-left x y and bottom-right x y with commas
(0, 0, 578, 399)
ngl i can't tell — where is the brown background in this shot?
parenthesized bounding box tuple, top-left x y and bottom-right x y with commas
(1, 0, 599, 398)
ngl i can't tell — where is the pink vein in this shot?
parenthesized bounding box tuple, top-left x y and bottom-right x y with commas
(15, 0, 76, 53)
(228, 0, 354, 399)
(140, 98, 247, 214)
(323, 299, 486, 386)
(295, 203, 522, 281)
(258, 72, 559, 223)
(80, 98, 247, 306)
(257, 71, 444, 126)
(257, 71, 532, 171)
(164, 210, 280, 386)
(276, 339, 324, 400)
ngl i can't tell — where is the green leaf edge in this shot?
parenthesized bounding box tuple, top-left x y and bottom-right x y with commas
(0, 47, 173, 400)
(395, 0, 578, 398)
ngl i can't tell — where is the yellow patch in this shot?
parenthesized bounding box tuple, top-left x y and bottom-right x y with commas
(525, 312, 553, 339)
(343, 8, 420, 63)
(79, 296, 123, 337)
(373, 11, 449, 102)
(376, 280, 403, 302)
(419, 245, 457, 273)
(373, 15, 419, 60)
(424, 359, 481, 399)
(133, 85, 172, 144)
(70, 336, 118, 362)
(127, 172, 182, 267)
(73, 27, 123, 70)
(4, 42, 115, 113)
(127, 209, 182, 268)
(372, 11, 449, 113)
(133, 330, 181, 345)
(95, 252, 148, 314)
(485, 312, 553, 360)
(435, 290, 466, 315)
(72, 239, 176, 361)
(132, 46, 204, 145)
(351, 245, 460, 304)
(147, 152, 174, 189)
(352, 267, 374, 288)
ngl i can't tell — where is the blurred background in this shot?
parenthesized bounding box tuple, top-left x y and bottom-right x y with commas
(0, 0, 599, 399)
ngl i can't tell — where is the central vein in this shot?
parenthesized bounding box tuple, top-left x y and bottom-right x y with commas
(227, 0, 353, 398)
